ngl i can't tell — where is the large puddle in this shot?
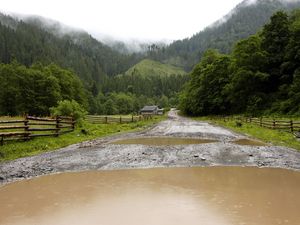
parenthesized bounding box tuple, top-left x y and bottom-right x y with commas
(231, 139, 268, 146)
(0, 167, 300, 225)
(111, 137, 217, 145)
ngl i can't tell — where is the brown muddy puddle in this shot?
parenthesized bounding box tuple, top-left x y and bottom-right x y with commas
(232, 138, 268, 146)
(111, 137, 217, 145)
(1, 167, 300, 225)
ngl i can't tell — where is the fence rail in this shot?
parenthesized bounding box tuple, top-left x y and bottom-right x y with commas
(0, 115, 75, 145)
(218, 116, 300, 137)
(86, 115, 144, 124)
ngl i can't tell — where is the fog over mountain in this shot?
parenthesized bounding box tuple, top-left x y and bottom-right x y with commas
(149, 0, 300, 70)
(1, 0, 300, 56)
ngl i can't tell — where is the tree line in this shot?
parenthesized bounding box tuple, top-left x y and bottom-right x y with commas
(0, 62, 87, 116)
(180, 10, 300, 116)
(0, 61, 183, 116)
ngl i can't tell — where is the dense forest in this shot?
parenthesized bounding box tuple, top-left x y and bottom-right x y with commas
(150, 0, 300, 71)
(91, 59, 188, 115)
(180, 9, 300, 116)
(0, 14, 187, 116)
(0, 62, 87, 115)
(0, 13, 142, 85)
(1, 1, 300, 117)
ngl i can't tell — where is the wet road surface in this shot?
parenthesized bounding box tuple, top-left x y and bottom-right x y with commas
(0, 109, 300, 184)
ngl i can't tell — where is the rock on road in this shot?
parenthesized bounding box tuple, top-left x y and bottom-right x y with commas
(1, 109, 300, 185)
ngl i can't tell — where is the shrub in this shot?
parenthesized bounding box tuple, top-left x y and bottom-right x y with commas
(50, 100, 87, 124)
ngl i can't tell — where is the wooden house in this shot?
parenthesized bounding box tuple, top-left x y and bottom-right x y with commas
(140, 106, 158, 115)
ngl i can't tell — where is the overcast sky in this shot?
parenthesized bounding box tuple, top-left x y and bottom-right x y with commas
(0, 0, 244, 41)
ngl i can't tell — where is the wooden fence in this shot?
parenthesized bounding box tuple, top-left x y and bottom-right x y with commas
(243, 117, 300, 132)
(86, 115, 144, 124)
(218, 116, 300, 136)
(0, 115, 75, 145)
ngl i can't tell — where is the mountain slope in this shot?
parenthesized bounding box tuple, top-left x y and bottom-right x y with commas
(152, 0, 300, 70)
(0, 13, 142, 85)
(125, 59, 186, 77)
(102, 59, 188, 98)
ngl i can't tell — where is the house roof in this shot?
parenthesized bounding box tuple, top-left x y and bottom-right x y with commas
(141, 105, 158, 111)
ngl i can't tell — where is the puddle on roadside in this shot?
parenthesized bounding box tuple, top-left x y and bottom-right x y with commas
(0, 167, 300, 225)
(111, 137, 217, 146)
(231, 138, 267, 146)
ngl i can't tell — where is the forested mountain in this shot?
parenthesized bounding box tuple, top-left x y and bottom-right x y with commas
(87, 59, 189, 115)
(102, 59, 187, 97)
(1, 1, 300, 116)
(151, 0, 300, 70)
(0, 13, 187, 116)
(180, 9, 300, 116)
(0, 13, 142, 86)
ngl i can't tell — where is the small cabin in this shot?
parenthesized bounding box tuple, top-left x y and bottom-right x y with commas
(140, 106, 158, 115)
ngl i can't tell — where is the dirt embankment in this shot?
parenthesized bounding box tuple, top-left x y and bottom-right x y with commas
(1, 109, 300, 185)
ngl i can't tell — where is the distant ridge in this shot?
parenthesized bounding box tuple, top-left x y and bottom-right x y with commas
(151, 0, 300, 70)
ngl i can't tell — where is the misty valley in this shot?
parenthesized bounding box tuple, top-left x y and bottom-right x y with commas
(1, 0, 300, 225)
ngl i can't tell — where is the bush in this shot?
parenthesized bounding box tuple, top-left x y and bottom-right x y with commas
(50, 100, 87, 124)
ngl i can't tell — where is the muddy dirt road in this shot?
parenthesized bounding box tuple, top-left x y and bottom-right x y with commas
(1, 110, 300, 184)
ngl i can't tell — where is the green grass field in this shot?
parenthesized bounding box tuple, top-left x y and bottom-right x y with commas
(0, 115, 166, 162)
(193, 116, 300, 151)
(125, 59, 187, 77)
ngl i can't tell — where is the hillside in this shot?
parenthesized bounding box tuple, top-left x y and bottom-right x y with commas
(125, 59, 186, 77)
(151, 0, 300, 70)
(102, 59, 188, 98)
(0, 13, 142, 86)
(180, 9, 300, 116)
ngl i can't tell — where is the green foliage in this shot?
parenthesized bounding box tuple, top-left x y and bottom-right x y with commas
(50, 100, 87, 122)
(180, 9, 300, 117)
(125, 59, 186, 77)
(102, 59, 188, 98)
(0, 62, 87, 116)
(91, 59, 189, 114)
(180, 50, 232, 115)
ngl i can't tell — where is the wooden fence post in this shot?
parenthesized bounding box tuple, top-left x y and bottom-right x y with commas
(71, 117, 75, 130)
(105, 116, 108, 124)
(260, 118, 262, 127)
(120, 116, 122, 124)
(55, 116, 60, 137)
(290, 120, 294, 133)
(132, 115, 134, 122)
(273, 119, 276, 129)
(24, 115, 29, 141)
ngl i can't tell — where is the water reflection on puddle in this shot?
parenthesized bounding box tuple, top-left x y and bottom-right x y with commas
(0, 167, 300, 225)
(111, 137, 217, 146)
(231, 139, 268, 146)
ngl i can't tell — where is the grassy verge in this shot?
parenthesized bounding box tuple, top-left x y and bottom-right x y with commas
(192, 117, 300, 151)
(0, 115, 166, 162)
